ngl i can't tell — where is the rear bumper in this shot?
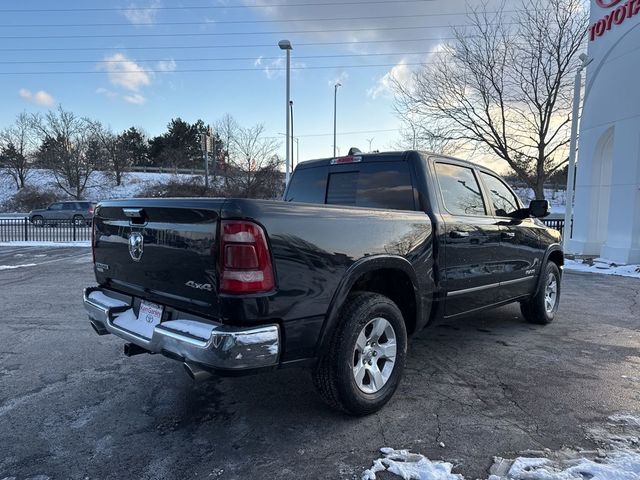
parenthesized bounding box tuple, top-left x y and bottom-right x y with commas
(83, 286, 280, 372)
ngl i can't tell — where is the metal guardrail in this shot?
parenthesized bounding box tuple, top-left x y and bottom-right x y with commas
(0, 215, 566, 244)
(0, 217, 91, 243)
(542, 218, 566, 236)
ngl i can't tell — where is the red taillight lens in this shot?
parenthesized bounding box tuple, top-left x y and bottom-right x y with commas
(220, 220, 274, 294)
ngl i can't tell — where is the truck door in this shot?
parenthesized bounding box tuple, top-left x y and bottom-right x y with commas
(478, 172, 543, 301)
(433, 162, 503, 317)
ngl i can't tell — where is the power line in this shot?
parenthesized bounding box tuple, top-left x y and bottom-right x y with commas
(0, 0, 437, 13)
(0, 10, 523, 27)
(0, 36, 463, 52)
(0, 51, 435, 65)
(0, 61, 434, 75)
(0, 24, 484, 40)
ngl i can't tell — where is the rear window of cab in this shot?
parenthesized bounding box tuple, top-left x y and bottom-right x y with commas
(285, 161, 415, 211)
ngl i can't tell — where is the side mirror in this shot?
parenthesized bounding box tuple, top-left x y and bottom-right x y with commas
(529, 199, 549, 218)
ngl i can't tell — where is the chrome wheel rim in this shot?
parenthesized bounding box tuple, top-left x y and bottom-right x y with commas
(352, 317, 397, 394)
(544, 273, 558, 313)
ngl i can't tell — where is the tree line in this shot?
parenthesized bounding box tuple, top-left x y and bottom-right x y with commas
(0, 106, 282, 200)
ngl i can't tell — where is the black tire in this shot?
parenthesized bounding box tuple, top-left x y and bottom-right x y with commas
(72, 215, 84, 226)
(31, 215, 43, 227)
(313, 292, 407, 416)
(520, 262, 561, 325)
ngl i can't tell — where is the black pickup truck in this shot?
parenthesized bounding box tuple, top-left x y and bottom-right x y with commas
(84, 150, 563, 415)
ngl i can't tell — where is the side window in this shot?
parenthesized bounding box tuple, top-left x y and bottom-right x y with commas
(63, 203, 76, 210)
(434, 163, 486, 216)
(480, 172, 520, 217)
(285, 167, 328, 204)
(49, 203, 63, 211)
(326, 162, 415, 211)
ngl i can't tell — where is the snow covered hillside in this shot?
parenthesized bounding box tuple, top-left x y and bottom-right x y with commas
(0, 169, 201, 211)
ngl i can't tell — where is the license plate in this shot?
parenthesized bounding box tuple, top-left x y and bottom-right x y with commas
(113, 300, 164, 339)
(139, 301, 163, 329)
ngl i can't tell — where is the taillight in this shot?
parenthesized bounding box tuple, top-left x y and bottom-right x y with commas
(330, 155, 362, 165)
(220, 220, 274, 294)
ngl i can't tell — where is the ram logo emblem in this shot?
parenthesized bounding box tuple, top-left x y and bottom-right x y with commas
(128, 232, 144, 262)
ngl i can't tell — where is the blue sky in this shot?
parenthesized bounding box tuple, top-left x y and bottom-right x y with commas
(0, 0, 501, 161)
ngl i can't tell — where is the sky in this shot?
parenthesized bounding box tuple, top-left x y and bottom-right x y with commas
(0, 0, 507, 164)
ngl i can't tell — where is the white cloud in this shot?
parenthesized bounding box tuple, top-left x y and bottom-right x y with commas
(122, 93, 147, 105)
(96, 87, 118, 99)
(328, 71, 349, 87)
(100, 53, 151, 92)
(156, 59, 176, 72)
(122, 0, 161, 25)
(258, 57, 306, 80)
(18, 88, 55, 107)
(367, 61, 412, 100)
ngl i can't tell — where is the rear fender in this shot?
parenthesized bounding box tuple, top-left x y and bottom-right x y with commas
(315, 255, 422, 355)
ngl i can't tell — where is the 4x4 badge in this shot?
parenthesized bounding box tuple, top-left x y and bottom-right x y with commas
(128, 232, 144, 262)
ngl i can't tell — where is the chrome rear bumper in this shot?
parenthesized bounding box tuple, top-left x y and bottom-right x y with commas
(83, 286, 280, 371)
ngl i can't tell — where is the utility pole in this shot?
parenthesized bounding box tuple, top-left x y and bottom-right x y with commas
(333, 82, 341, 157)
(201, 130, 209, 189)
(289, 100, 294, 173)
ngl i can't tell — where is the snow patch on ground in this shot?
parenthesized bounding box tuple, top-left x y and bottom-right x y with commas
(0, 241, 90, 247)
(565, 258, 640, 279)
(0, 263, 37, 270)
(514, 188, 566, 215)
(362, 448, 462, 480)
(363, 415, 640, 480)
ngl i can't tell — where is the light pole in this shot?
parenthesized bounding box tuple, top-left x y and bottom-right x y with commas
(279, 39, 292, 185)
(333, 82, 341, 157)
(563, 53, 592, 252)
(278, 133, 299, 167)
(289, 100, 294, 173)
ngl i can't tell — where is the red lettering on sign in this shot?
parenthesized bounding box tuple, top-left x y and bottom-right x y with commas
(596, 0, 623, 7)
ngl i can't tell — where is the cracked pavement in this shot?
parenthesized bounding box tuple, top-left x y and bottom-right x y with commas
(0, 246, 639, 479)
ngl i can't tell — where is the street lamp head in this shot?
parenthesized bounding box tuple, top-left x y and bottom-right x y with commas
(289, 100, 293, 106)
(335, 82, 342, 88)
(278, 39, 292, 50)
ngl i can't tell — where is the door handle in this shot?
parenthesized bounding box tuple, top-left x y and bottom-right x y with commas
(501, 231, 516, 240)
(450, 230, 469, 239)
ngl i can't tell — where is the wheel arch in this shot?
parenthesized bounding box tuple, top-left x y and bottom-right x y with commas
(317, 255, 423, 355)
(535, 244, 564, 294)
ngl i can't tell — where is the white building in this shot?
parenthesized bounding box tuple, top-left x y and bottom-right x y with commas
(568, 0, 640, 264)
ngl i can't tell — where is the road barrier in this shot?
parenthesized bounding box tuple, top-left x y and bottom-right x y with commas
(0, 217, 91, 243)
(0, 215, 567, 244)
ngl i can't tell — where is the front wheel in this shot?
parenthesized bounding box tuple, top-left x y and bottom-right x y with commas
(313, 292, 407, 416)
(520, 262, 561, 325)
(31, 215, 43, 227)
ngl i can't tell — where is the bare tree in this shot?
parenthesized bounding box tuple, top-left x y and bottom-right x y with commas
(230, 123, 281, 197)
(89, 122, 130, 186)
(393, 108, 460, 155)
(394, 0, 588, 199)
(215, 114, 240, 188)
(0, 112, 36, 189)
(31, 106, 97, 199)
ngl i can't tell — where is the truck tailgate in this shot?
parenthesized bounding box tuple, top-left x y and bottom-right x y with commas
(93, 199, 224, 319)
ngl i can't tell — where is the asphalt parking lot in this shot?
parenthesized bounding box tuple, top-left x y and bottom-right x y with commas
(1, 246, 639, 479)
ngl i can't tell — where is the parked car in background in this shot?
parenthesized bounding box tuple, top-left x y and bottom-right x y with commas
(29, 201, 95, 226)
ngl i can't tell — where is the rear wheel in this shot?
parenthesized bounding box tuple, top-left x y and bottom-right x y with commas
(520, 262, 561, 325)
(313, 292, 407, 416)
(72, 215, 84, 226)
